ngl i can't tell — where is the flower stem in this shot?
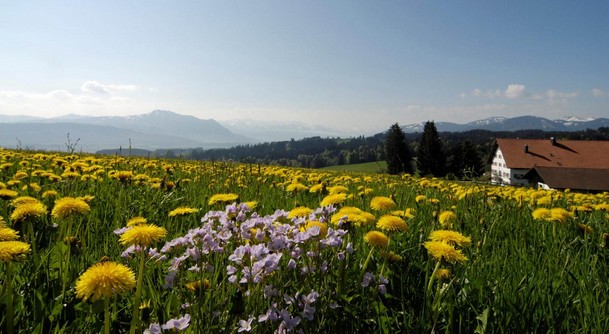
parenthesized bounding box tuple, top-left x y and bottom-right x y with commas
(129, 249, 146, 334)
(4, 261, 14, 334)
(427, 261, 441, 297)
(361, 248, 374, 272)
(104, 298, 111, 334)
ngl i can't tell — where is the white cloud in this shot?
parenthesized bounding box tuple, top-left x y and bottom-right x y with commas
(504, 84, 526, 99)
(0, 89, 76, 102)
(81, 81, 110, 94)
(81, 80, 137, 94)
(463, 86, 517, 99)
(110, 96, 131, 103)
(108, 84, 137, 92)
(592, 88, 608, 97)
(0, 84, 150, 118)
(543, 89, 579, 105)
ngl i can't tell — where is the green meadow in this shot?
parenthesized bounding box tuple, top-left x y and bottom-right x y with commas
(1, 148, 609, 333)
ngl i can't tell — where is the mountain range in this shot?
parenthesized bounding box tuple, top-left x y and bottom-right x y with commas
(0, 110, 252, 152)
(401, 115, 609, 133)
(1, 111, 608, 153)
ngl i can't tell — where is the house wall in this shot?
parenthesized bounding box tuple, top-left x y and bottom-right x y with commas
(490, 148, 529, 186)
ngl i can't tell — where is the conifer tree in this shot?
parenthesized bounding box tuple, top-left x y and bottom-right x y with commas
(448, 140, 483, 178)
(417, 121, 446, 176)
(384, 123, 413, 174)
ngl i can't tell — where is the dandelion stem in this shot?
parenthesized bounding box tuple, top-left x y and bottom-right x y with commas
(129, 249, 146, 334)
(27, 222, 37, 264)
(362, 248, 374, 272)
(426, 261, 441, 299)
(104, 297, 110, 334)
(4, 261, 14, 334)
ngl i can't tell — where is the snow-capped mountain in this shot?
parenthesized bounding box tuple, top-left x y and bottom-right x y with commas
(401, 115, 609, 133)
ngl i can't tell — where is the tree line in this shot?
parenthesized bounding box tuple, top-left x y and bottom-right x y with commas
(174, 124, 609, 179)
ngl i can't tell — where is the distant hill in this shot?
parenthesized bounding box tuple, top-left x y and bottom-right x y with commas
(0, 122, 207, 152)
(220, 119, 354, 142)
(0, 110, 253, 152)
(401, 115, 609, 133)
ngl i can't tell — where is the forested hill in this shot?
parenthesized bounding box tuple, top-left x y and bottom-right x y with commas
(100, 127, 609, 170)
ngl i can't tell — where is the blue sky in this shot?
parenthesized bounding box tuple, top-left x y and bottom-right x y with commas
(1, 1, 608, 134)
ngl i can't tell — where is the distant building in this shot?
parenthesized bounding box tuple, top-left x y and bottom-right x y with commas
(488, 138, 609, 191)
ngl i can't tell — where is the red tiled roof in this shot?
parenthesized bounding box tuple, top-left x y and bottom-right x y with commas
(523, 167, 609, 192)
(494, 138, 609, 169)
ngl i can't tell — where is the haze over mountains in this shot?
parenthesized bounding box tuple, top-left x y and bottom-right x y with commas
(0, 110, 607, 153)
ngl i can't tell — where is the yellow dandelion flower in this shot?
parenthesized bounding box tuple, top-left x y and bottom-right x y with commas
(61, 171, 80, 179)
(42, 190, 58, 199)
(370, 196, 396, 211)
(77, 195, 95, 203)
(288, 206, 312, 219)
(376, 215, 408, 232)
(243, 201, 258, 210)
(168, 206, 200, 217)
(13, 171, 28, 180)
(532, 208, 552, 220)
(364, 231, 390, 248)
(113, 170, 134, 181)
(0, 189, 19, 200)
(303, 221, 328, 237)
(330, 206, 376, 226)
(577, 223, 593, 234)
(328, 185, 349, 194)
(75, 261, 136, 301)
(428, 230, 472, 247)
(594, 203, 609, 211)
(208, 193, 239, 205)
(536, 196, 552, 206)
(438, 211, 456, 228)
(423, 241, 468, 263)
(381, 250, 403, 262)
(27, 183, 41, 192)
(391, 208, 415, 219)
(0, 226, 19, 241)
(127, 216, 148, 227)
(0, 241, 31, 262)
(286, 183, 308, 192)
(415, 195, 427, 203)
(10, 202, 47, 222)
(549, 207, 572, 223)
(51, 197, 90, 219)
(119, 224, 167, 247)
(320, 193, 347, 207)
(309, 184, 324, 193)
(185, 279, 211, 292)
(435, 268, 451, 280)
(11, 196, 41, 207)
(7, 180, 20, 187)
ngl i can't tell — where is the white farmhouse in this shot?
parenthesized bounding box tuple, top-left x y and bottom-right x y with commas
(488, 138, 609, 191)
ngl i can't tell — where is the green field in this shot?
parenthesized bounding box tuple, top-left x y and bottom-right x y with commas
(1, 148, 609, 333)
(321, 161, 387, 173)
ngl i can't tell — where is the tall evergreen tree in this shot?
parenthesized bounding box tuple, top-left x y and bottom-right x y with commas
(417, 121, 446, 176)
(448, 140, 484, 178)
(384, 123, 413, 174)
(461, 140, 484, 177)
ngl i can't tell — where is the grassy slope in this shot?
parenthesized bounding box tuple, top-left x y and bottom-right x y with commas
(321, 161, 387, 173)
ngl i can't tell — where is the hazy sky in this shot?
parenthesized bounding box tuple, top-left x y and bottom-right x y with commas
(1, 1, 608, 134)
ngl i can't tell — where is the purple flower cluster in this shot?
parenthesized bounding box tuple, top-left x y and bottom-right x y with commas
(361, 272, 389, 295)
(156, 202, 349, 332)
(144, 314, 190, 333)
